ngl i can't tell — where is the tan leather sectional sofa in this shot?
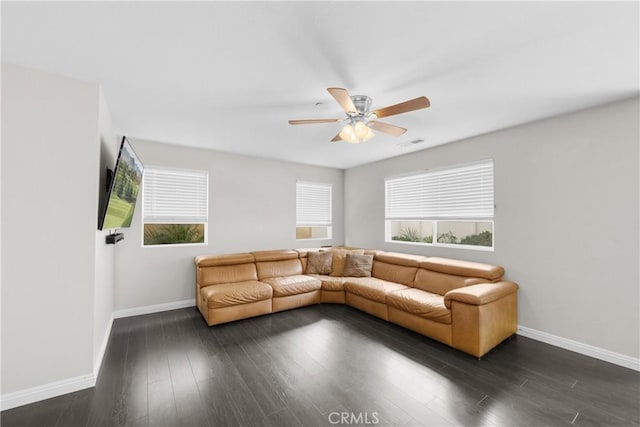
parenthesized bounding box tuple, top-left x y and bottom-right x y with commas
(194, 248, 519, 358)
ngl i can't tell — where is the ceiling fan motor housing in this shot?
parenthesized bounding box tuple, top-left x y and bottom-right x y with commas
(351, 95, 373, 117)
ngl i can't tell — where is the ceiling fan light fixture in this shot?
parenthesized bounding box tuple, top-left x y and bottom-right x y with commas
(339, 123, 357, 142)
(354, 121, 369, 139)
(340, 122, 374, 143)
(362, 126, 375, 142)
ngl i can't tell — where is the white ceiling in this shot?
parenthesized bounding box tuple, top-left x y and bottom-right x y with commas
(2, 1, 638, 169)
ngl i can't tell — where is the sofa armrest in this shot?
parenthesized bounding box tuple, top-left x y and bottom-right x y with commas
(444, 281, 518, 309)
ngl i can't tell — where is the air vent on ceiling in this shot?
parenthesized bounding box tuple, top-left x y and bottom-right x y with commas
(396, 138, 425, 147)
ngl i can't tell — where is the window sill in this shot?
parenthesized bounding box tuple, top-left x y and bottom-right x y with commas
(386, 240, 494, 252)
(142, 242, 208, 248)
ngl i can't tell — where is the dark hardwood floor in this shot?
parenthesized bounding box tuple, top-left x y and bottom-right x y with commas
(2, 304, 639, 426)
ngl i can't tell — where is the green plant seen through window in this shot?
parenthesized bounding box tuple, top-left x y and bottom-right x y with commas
(144, 224, 205, 246)
(460, 230, 493, 246)
(437, 230, 493, 246)
(437, 231, 458, 244)
(391, 227, 433, 243)
(392, 227, 492, 247)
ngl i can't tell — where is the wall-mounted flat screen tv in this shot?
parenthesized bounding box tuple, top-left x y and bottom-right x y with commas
(99, 137, 144, 230)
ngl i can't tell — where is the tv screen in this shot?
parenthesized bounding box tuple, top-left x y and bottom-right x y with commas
(99, 137, 144, 230)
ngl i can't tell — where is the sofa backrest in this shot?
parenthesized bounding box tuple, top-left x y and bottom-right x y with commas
(253, 250, 303, 280)
(420, 257, 504, 281)
(371, 252, 422, 286)
(194, 253, 257, 287)
(413, 269, 486, 295)
(414, 257, 504, 295)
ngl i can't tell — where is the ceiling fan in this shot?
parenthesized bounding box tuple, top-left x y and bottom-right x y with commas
(289, 88, 430, 144)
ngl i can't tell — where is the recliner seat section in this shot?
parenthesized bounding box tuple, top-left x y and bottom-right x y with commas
(253, 250, 321, 313)
(386, 288, 452, 324)
(194, 248, 519, 357)
(194, 252, 273, 326)
(382, 257, 508, 351)
(343, 252, 421, 321)
(344, 278, 410, 320)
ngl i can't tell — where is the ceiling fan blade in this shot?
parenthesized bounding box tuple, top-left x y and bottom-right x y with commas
(372, 96, 430, 119)
(288, 118, 340, 125)
(368, 121, 407, 136)
(327, 87, 357, 114)
(330, 132, 342, 142)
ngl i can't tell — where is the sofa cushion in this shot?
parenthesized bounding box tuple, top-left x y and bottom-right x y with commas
(306, 251, 333, 275)
(344, 277, 410, 303)
(343, 254, 374, 277)
(262, 275, 322, 297)
(413, 268, 487, 295)
(371, 261, 417, 286)
(308, 274, 347, 291)
(201, 281, 273, 309)
(256, 258, 303, 280)
(198, 263, 258, 287)
(330, 248, 365, 277)
(387, 288, 451, 324)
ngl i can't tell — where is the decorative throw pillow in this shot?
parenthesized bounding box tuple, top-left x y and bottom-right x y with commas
(330, 248, 365, 277)
(305, 251, 333, 275)
(342, 254, 374, 277)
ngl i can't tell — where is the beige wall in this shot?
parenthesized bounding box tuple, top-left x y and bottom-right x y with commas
(1, 64, 101, 394)
(114, 139, 344, 310)
(345, 97, 640, 359)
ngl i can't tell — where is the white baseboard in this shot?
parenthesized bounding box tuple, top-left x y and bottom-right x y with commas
(1, 300, 194, 411)
(0, 374, 95, 411)
(517, 325, 640, 372)
(1, 315, 115, 411)
(112, 299, 195, 319)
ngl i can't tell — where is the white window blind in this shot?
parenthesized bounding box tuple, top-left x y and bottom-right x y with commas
(143, 167, 209, 224)
(385, 160, 494, 220)
(296, 181, 332, 227)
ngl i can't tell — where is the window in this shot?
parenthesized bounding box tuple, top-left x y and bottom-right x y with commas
(385, 159, 494, 250)
(142, 167, 209, 246)
(296, 181, 332, 240)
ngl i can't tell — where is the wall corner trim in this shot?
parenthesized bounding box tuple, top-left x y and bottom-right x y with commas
(517, 325, 640, 372)
(113, 299, 196, 319)
(93, 314, 115, 379)
(0, 374, 95, 411)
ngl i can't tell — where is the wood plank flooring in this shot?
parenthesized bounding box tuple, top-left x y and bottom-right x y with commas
(2, 304, 639, 426)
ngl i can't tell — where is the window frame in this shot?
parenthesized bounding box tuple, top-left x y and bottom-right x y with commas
(141, 166, 209, 248)
(384, 160, 495, 251)
(295, 180, 333, 241)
